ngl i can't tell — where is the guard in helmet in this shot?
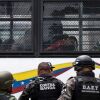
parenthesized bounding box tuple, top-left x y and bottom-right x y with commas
(58, 55, 100, 100)
(19, 62, 64, 100)
(0, 71, 17, 100)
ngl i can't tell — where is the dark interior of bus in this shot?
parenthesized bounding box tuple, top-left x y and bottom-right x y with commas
(0, 0, 100, 57)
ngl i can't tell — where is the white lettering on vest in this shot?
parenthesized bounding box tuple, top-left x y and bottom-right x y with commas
(40, 83, 56, 90)
(82, 85, 98, 91)
(82, 85, 99, 93)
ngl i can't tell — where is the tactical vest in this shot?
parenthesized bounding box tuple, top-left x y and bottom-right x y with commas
(72, 76, 100, 100)
(34, 77, 62, 100)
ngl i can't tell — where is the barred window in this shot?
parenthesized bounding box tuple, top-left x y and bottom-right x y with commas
(0, 1, 32, 53)
(41, 1, 100, 53)
(0, 0, 100, 57)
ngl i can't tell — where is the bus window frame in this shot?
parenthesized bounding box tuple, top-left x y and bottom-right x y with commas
(38, 0, 100, 58)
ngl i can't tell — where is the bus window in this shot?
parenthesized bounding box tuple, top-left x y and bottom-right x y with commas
(41, 1, 100, 54)
(0, 1, 32, 53)
(0, 0, 100, 57)
(42, 2, 79, 53)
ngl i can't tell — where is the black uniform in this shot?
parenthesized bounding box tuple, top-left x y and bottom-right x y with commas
(19, 75, 64, 100)
(58, 55, 100, 100)
(73, 76, 100, 100)
(58, 75, 100, 100)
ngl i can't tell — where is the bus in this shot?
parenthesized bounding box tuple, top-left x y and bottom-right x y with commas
(0, 0, 100, 99)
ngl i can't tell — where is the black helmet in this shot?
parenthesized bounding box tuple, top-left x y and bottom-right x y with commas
(73, 55, 95, 71)
(0, 71, 14, 91)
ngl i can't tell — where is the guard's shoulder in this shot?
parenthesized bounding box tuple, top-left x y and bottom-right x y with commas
(50, 76, 59, 81)
(51, 76, 61, 80)
(66, 77, 76, 88)
(51, 77, 64, 85)
(25, 78, 39, 89)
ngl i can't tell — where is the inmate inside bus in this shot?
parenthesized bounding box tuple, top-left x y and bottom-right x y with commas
(41, 0, 100, 56)
(0, 0, 100, 57)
